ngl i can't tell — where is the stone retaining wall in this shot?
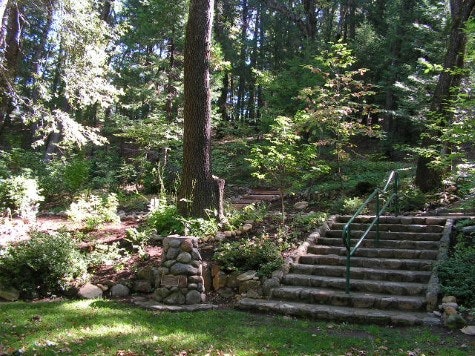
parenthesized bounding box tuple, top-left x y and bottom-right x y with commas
(152, 236, 206, 305)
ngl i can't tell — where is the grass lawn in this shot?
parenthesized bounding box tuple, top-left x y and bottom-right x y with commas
(0, 300, 473, 355)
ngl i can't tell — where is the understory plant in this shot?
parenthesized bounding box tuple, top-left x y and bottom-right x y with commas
(67, 192, 120, 229)
(214, 237, 284, 277)
(0, 232, 88, 298)
(0, 175, 44, 220)
(437, 219, 475, 307)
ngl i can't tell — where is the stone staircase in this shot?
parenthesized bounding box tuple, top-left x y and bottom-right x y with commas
(238, 215, 452, 326)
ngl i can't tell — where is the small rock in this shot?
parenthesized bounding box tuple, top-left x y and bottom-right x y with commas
(237, 270, 257, 282)
(185, 290, 202, 305)
(136, 266, 155, 283)
(170, 263, 198, 276)
(164, 291, 186, 305)
(181, 239, 194, 252)
(224, 231, 233, 238)
(442, 296, 457, 303)
(445, 314, 467, 329)
(460, 325, 475, 335)
(262, 277, 280, 296)
(0, 284, 20, 301)
(432, 311, 442, 317)
(78, 283, 103, 299)
(440, 302, 459, 311)
(110, 283, 130, 297)
(166, 247, 180, 260)
(294, 201, 309, 210)
(442, 306, 458, 315)
(133, 280, 152, 293)
(218, 287, 235, 298)
(241, 223, 253, 233)
(177, 252, 192, 264)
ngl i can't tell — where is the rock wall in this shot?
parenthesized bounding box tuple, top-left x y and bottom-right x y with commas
(152, 236, 206, 305)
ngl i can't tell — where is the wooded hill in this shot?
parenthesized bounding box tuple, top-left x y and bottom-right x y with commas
(0, 0, 474, 214)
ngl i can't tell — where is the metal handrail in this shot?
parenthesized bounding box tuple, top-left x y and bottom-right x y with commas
(342, 170, 399, 293)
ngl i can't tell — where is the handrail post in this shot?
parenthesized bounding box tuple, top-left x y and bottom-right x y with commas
(346, 251, 351, 293)
(394, 171, 399, 216)
(376, 190, 380, 245)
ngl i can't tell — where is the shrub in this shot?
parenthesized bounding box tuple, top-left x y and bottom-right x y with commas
(147, 204, 184, 236)
(0, 175, 44, 220)
(225, 203, 269, 230)
(0, 232, 88, 298)
(67, 192, 120, 229)
(437, 219, 475, 307)
(398, 186, 427, 212)
(214, 238, 284, 277)
(437, 248, 475, 307)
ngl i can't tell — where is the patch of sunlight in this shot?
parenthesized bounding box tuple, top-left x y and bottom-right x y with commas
(57, 299, 96, 311)
(76, 322, 148, 338)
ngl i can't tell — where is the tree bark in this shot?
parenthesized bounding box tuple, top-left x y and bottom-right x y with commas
(178, 0, 224, 219)
(415, 0, 475, 192)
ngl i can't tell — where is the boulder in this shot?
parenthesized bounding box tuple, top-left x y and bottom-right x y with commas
(133, 280, 152, 293)
(0, 284, 20, 301)
(110, 283, 130, 297)
(237, 270, 257, 282)
(164, 291, 185, 305)
(185, 290, 202, 305)
(444, 314, 467, 329)
(294, 201, 309, 210)
(78, 283, 103, 299)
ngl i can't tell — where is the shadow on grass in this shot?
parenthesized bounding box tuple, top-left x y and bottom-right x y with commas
(0, 299, 472, 355)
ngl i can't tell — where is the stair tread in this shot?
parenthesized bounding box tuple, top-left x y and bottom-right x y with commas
(284, 274, 428, 288)
(301, 253, 437, 265)
(273, 285, 426, 302)
(291, 264, 432, 277)
(238, 298, 440, 326)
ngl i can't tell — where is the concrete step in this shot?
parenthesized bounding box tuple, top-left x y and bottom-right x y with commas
(331, 222, 444, 233)
(290, 264, 431, 283)
(237, 298, 440, 326)
(299, 254, 435, 271)
(282, 274, 427, 295)
(325, 229, 443, 241)
(270, 286, 427, 311)
(317, 237, 440, 250)
(307, 245, 438, 260)
(335, 216, 447, 226)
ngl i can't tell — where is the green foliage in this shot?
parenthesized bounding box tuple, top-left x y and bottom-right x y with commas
(398, 185, 427, 212)
(214, 238, 284, 277)
(0, 175, 44, 220)
(212, 139, 253, 184)
(340, 197, 366, 215)
(437, 219, 475, 307)
(147, 204, 184, 236)
(86, 242, 129, 271)
(0, 232, 88, 298)
(291, 211, 328, 234)
(247, 115, 327, 219)
(67, 192, 120, 229)
(225, 203, 269, 231)
(299, 41, 381, 188)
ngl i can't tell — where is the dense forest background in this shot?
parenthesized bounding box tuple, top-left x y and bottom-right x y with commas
(0, 0, 474, 217)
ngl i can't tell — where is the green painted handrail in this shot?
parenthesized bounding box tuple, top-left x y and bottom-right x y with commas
(342, 170, 400, 293)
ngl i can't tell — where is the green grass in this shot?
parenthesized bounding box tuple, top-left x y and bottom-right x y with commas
(0, 300, 472, 355)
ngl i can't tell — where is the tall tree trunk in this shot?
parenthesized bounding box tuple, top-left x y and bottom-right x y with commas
(178, 0, 224, 219)
(0, 2, 23, 144)
(415, 0, 475, 192)
(0, 0, 9, 48)
(236, 0, 248, 121)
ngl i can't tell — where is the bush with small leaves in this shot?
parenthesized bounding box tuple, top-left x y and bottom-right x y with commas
(214, 238, 284, 277)
(67, 192, 120, 229)
(0, 175, 44, 220)
(0, 232, 88, 299)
